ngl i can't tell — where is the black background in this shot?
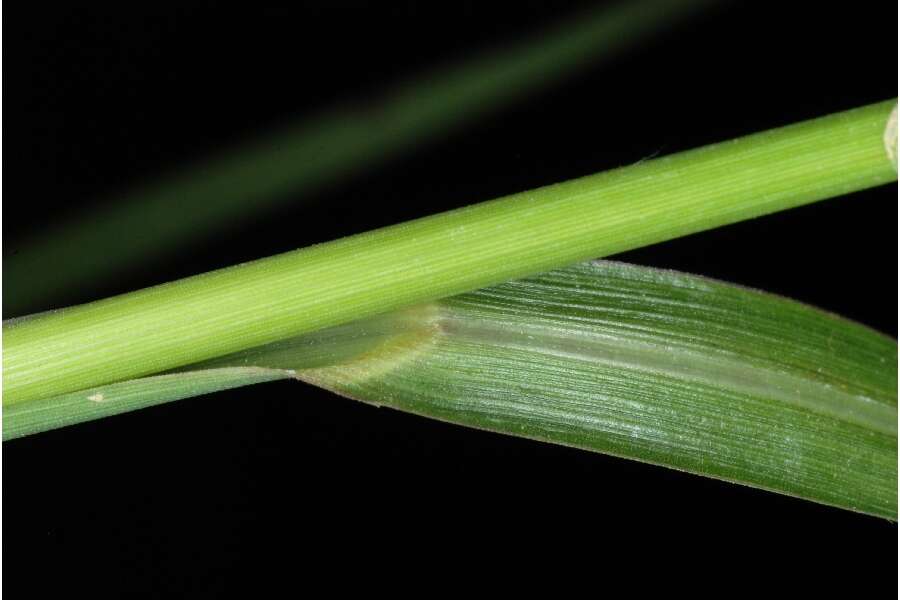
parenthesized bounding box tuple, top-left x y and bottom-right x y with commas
(3, 1, 897, 595)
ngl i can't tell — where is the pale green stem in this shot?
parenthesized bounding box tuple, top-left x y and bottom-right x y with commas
(4, 100, 897, 405)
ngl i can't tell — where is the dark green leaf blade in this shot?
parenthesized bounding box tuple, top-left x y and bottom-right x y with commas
(298, 261, 897, 518)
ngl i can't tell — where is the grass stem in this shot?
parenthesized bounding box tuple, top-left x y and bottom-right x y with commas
(4, 99, 896, 405)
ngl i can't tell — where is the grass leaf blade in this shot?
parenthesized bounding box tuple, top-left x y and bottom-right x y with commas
(298, 261, 898, 518)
